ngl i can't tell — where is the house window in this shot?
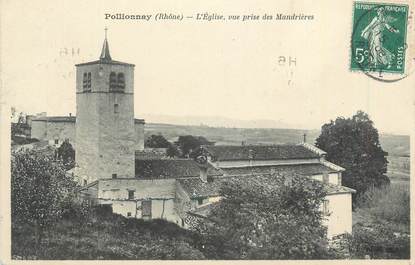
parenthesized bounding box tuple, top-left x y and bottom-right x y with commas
(142, 200, 152, 219)
(83, 179, 87, 186)
(127, 212, 132, 217)
(114, 103, 119, 113)
(117, 73, 125, 90)
(322, 200, 329, 215)
(112, 173, 117, 179)
(54, 139, 59, 145)
(109, 72, 117, 91)
(128, 190, 135, 200)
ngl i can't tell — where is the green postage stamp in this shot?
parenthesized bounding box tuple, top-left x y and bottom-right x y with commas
(351, 2, 409, 74)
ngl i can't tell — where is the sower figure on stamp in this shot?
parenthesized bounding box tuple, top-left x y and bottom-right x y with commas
(361, 7, 399, 69)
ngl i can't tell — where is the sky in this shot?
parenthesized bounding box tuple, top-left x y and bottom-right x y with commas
(1, 0, 414, 134)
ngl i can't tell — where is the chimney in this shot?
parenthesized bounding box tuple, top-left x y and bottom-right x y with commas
(200, 165, 208, 183)
(303, 133, 307, 143)
(69, 113, 72, 117)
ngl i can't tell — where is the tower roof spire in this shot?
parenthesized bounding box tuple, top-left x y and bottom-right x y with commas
(99, 27, 112, 61)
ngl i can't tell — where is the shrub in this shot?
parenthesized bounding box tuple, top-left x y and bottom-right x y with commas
(356, 184, 410, 225)
(196, 174, 333, 259)
(347, 223, 410, 259)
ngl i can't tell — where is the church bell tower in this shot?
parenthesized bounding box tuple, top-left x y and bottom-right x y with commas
(75, 30, 135, 184)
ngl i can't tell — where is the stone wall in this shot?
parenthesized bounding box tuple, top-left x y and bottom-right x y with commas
(46, 122, 75, 147)
(31, 120, 75, 147)
(31, 120, 47, 140)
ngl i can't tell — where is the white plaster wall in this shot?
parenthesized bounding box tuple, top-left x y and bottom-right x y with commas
(329, 173, 339, 185)
(97, 179, 179, 223)
(311, 174, 323, 182)
(112, 201, 137, 218)
(98, 179, 176, 199)
(323, 193, 353, 238)
(135, 122, 145, 151)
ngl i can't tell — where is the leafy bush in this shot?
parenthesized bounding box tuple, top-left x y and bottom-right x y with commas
(346, 223, 410, 259)
(356, 184, 410, 225)
(11, 150, 78, 245)
(196, 174, 333, 259)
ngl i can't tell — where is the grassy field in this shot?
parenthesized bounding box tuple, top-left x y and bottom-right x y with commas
(145, 123, 409, 155)
(12, 213, 204, 260)
(387, 156, 410, 183)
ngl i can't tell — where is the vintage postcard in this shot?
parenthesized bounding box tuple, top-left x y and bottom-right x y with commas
(0, 0, 414, 263)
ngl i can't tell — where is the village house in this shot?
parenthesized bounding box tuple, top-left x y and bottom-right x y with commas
(30, 34, 355, 238)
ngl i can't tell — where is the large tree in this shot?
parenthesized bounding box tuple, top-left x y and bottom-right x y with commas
(57, 139, 75, 169)
(176, 135, 213, 158)
(145, 134, 171, 148)
(11, 150, 78, 245)
(196, 174, 332, 259)
(315, 111, 389, 196)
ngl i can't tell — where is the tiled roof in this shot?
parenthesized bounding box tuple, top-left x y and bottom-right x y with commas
(135, 159, 223, 179)
(177, 173, 355, 199)
(32, 116, 76, 123)
(32, 116, 145, 124)
(134, 118, 145, 124)
(325, 183, 356, 194)
(222, 163, 338, 176)
(204, 144, 320, 161)
(188, 202, 219, 218)
(177, 176, 227, 198)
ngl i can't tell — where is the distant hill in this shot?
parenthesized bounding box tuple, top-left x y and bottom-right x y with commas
(140, 113, 307, 130)
(144, 123, 410, 157)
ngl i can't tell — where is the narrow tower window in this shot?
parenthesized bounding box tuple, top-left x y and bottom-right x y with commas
(83, 72, 91, 92)
(117, 73, 125, 90)
(83, 73, 87, 89)
(114, 103, 119, 113)
(109, 72, 117, 91)
(87, 72, 91, 89)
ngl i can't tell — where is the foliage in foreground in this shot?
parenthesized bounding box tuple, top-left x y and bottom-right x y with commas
(194, 174, 333, 259)
(345, 222, 410, 259)
(11, 150, 78, 245)
(56, 139, 75, 169)
(12, 207, 205, 260)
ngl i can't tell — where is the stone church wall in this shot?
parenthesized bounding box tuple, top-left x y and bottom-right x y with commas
(75, 63, 136, 182)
